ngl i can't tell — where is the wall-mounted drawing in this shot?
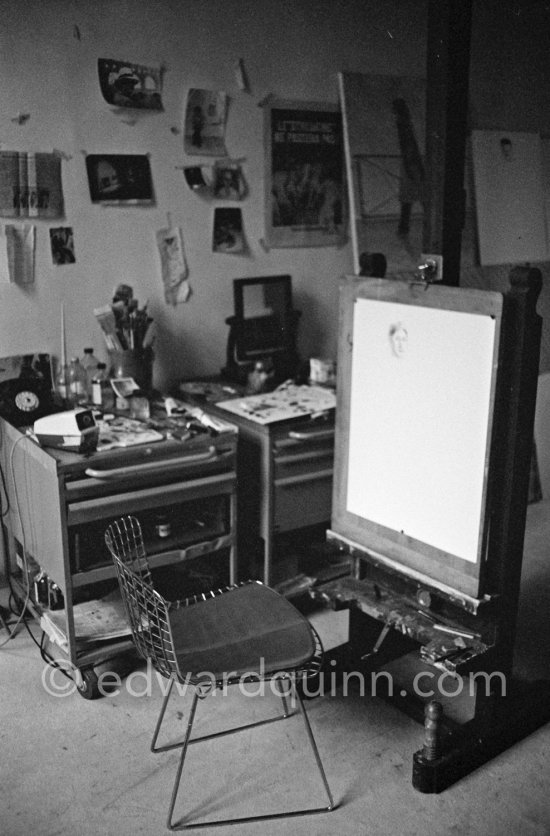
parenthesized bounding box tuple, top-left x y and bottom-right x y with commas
(471, 130, 547, 266)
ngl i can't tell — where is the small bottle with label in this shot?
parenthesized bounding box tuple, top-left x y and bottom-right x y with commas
(92, 363, 115, 410)
(154, 512, 172, 539)
(81, 347, 99, 399)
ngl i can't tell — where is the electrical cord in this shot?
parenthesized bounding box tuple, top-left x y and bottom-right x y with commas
(0, 420, 12, 518)
(5, 562, 73, 679)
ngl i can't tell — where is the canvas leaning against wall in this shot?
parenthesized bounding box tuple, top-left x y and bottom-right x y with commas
(263, 99, 345, 248)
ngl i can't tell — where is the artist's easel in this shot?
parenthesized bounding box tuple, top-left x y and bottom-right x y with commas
(318, 266, 550, 792)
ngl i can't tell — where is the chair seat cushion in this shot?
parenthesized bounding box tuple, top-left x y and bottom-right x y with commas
(168, 582, 316, 682)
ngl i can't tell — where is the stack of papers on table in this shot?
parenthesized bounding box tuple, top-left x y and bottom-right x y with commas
(216, 384, 336, 425)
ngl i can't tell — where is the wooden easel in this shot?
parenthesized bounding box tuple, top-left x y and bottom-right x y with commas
(316, 266, 550, 792)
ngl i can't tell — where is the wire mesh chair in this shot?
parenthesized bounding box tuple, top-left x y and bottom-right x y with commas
(105, 515, 336, 830)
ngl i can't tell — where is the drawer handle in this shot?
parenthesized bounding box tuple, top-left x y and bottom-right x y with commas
(287, 428, 335, 442)
(274, 467, 333, 488)
(84, 446, 218, 481)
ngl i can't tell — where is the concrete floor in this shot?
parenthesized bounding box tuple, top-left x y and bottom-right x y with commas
(1, 501, 550, 836)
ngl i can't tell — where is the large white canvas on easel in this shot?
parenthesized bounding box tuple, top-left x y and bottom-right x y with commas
(471, 130, 547, 266)
(346, 297, 497, 564)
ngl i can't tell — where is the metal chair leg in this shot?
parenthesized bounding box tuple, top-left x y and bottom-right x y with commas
(167, 689, 200, 830)
(295, 682, 335, 811)
(275, 674, 291, 717)
(166, 677, 335, 829)
(152, 678, 184, 753)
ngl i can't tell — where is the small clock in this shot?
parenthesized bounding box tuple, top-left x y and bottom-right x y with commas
(0, 378, 53, 427)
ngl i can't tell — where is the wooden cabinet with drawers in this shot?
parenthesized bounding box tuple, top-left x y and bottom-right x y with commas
(208, 403, 335, 586)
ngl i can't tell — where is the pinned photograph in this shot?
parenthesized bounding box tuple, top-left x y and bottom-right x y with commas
(98, 58, 163, 110)
(184, 89, 228, 156)
(85, 154, 154, 204)
(213, 164, 246, 200)
(212, 207, 245, 254)
(183, 166, 213, 195)
(50, 227, 75, 265)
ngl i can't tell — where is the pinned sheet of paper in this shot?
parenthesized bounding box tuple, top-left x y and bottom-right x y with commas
(156, 225, 190, 305)
(5, 224, 35, 285)
(0, 227, 10, 282)
(234, 58, 250, 93)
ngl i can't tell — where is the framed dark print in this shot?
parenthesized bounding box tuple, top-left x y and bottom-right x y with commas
(85, 154, 154, 204)
(263, 98, 345, 248)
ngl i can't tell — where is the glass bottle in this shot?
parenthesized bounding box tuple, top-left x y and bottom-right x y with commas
(55, 362, 70, 405)
(91, 363, 115, 410)
(81, 347, 99, 399)
(67, 357, 88, 407)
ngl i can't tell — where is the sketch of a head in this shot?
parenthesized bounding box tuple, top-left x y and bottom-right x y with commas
(389, 322, 408, 357)
(500, 137, 513, 161)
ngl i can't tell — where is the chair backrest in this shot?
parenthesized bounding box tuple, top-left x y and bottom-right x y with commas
(104, 516, 179, 680)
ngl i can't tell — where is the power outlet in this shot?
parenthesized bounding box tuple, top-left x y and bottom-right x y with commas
(420, 254, 443, 282)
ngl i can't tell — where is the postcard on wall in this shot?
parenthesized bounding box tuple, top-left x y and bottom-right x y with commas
(85, 154, 154, 204)
(213, 163, 246, 200)
(263, 99, 345, 248)
(97, 58, 163, 110)
(212, 207, 245, 253)
(0, 151, 64, 219)
(50, 227, 75, 265)
(184, 89, 228, 156)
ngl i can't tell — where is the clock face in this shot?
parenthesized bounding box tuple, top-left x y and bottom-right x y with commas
(14, 389, 40, 412)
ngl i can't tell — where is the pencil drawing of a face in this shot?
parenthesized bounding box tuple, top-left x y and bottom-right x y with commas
(389, 322, 408, 357)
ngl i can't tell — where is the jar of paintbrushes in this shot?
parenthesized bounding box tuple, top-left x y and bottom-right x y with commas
(94, 284, 155, 394)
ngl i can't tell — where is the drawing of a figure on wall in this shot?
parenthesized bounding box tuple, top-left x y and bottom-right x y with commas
(392, 97, 425, 236)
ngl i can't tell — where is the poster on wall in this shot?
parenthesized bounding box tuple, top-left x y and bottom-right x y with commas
(263, 99, 345, 248)
(471, 130, 547, 266)
(184, 89, 228, 156)
(85, 154, 154, 204)
(98, 59, 163, 110)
